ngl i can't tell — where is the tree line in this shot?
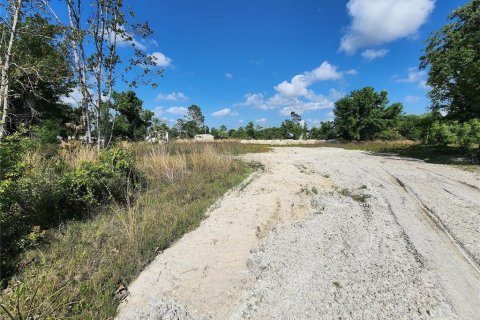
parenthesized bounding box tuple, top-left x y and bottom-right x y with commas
(0, 0, 478, 153)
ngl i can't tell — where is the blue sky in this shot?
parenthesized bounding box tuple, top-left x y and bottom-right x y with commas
(122, 0, 467, 129)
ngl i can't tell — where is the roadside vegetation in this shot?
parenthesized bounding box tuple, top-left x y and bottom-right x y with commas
(0, 140, 258, 319)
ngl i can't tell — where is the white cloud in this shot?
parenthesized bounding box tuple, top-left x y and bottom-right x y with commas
(328, 88, 345, 100)
(274, 62, 342, 97)
(232, 63, 349, 116)
(340, 0, 435, 53)
(404, 95, 421, 103)
(212, 108, 238, 117)
(361, 48, 389, 60)
(150, 51, 172, 67)
(61, 87, 82, 106)
(418, 80, 430, 89)
(345, 69, 358, 76)
(109, 26, 148, 51)
(238, 91, 334, 116)
(166, 107, 188, 115)
(279, 97, 334, 116)
(152, 106, 164, 117)
(225, 73, 234, 79)
(395, 67, 426, 83)
(244, 93, 266, 106)
(156, 92, 188, 101)
(256, 118, 267, 124)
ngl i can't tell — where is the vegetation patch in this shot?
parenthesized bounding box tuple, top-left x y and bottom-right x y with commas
(0, 142, 254, 319)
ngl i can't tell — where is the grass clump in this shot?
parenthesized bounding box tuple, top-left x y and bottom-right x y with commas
(337, 187, 370, 203)
(0, 141, 254, 319)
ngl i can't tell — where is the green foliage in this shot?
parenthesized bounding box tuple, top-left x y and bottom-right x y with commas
(255, 127, 285, 139)
(176, 105, 206, 137)
(0, 141, 138, 283)
(32, 120, 63, 145)
(281, 112, 305, 139)
(427, 119, 480, 152)
(310, 121, 336, 140)
(334, 87, 403, 141)
(8, 15, 74, 134)
(111, 91, 153, 140)
(245, 121, 256, 139)
(420, 0, 480, 121)
(0, 143, 253, 319)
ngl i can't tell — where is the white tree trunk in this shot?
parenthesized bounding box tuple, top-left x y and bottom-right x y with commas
(0, 0, 23, 139)
(66, 0, 92, 144)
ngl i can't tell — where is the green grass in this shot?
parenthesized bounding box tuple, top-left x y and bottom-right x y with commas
(0, 144, 256, 319)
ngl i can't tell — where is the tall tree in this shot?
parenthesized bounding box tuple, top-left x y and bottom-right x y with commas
(111, 90, 152, 140)
(281, 111, 304, 140)
(9, 16, 73, 131)
(334, 87, 403, 141)
(0, 0, 23, 139)
(65, 0, 93, 143)
(180, 104, 204, 136)
(420, 0, 480, 121)
(65, 0, 160, 148)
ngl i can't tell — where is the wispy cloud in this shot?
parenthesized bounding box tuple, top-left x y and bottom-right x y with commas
(212, 108, 238, 117)
(394, 67, 426, 83)
(225, 72, 234, 79)
(404, 95, 421, 103)
(361, 48, 389, 60)
(166, 107, 188, 115)
(152, 106, 164, 117)
(156, 92, 188, 101)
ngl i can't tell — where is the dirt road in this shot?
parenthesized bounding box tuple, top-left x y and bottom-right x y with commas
(117, 148, 480, 320)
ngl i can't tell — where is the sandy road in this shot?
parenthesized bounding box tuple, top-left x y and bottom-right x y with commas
(117, 148, 480, 320)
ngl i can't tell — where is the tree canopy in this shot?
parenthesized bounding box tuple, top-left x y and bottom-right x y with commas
(334, 87, 403, 141)
(420, 0, 480, 121)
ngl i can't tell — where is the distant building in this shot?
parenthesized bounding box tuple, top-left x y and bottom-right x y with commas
(194, 134, 214, 141)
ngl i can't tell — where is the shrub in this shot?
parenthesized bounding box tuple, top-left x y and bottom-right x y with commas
(32, 119, 63, 145)
(0, 143, 139, 283)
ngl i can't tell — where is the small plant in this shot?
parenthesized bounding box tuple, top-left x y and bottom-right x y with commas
(337, 187, 370, 203)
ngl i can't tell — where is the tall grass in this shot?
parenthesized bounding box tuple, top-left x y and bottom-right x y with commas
(0, 141, 256, 319)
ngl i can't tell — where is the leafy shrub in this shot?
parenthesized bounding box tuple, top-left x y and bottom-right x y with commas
(0, 142, 139, 283)
(32, 119, 63, 145)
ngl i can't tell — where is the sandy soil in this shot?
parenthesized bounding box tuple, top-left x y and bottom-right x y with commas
(116, 148, 480, 320)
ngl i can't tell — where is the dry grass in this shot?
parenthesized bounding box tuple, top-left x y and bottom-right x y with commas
(0, 142, 256, 319)
(59, 141, 98, 169)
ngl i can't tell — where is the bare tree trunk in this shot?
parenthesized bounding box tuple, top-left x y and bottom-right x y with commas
(92, 0, 107, 150)
(66, 0, 92, 144)
(0, 0, 23, 140)
(104, 3, 119, 148)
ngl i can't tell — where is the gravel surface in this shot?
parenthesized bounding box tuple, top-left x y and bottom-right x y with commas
(117, 148, 480, 320)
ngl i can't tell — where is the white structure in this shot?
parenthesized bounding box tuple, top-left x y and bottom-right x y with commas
(146, 131, 169, 143)
(194, 134, 214, 141)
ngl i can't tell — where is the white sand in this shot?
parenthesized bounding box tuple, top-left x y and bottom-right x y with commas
(117, 148, 480, 320)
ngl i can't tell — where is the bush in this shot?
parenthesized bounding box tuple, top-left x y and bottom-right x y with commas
(0, 142, 139, 283)
(32, 119, 63, 145)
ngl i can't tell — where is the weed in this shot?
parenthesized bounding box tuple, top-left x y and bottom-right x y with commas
(337, 187, 370, 203)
